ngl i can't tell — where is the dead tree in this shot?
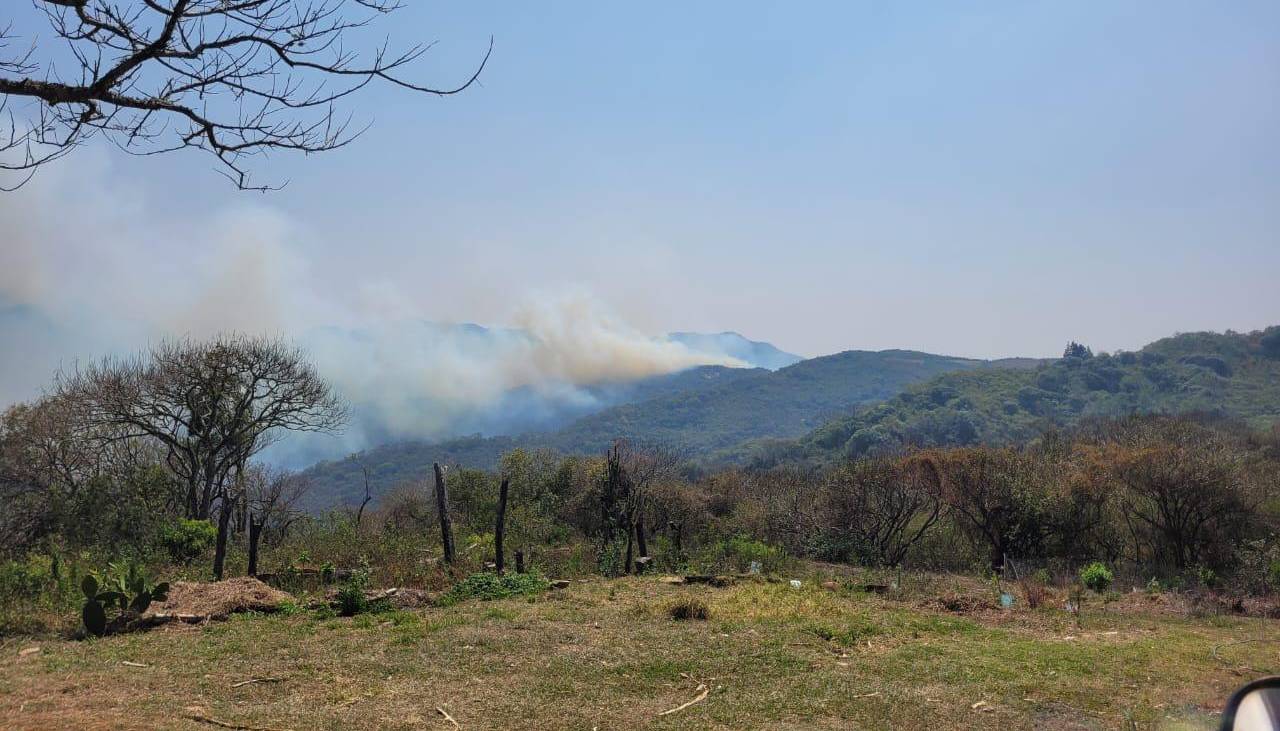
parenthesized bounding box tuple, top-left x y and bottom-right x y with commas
(0, 1, 491, 190)
(355, 465, 373, 531)
(494, 478, 509, 574)
(433, 462, 455, 564)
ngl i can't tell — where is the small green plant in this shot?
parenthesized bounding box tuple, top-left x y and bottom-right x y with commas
(158, 519, 217, 564)
(80, 563, 169, 637)
(1194, 565, 1219, 589)
(320, 562, 337, 584)
(1032, 568, 1053, 587)
(703, 536, 787, 574)
(667, 597, 710, 621)
(1079, 561, 1114, 593)
(334, 568, 388, 617)
(1145, 577, 1164, 595)
(334, 583, 367, 617)
(440, 571, 550, 605)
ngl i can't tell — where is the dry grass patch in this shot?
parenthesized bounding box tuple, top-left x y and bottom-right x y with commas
(1, 572, 1278, 730)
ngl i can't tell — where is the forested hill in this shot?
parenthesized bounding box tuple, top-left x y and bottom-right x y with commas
(300, 348, 1021, 508)
(733, 327, 1280, 467)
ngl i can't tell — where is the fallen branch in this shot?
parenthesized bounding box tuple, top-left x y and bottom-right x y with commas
(121, 661, 149, 668)
(658, 684, 709, 716)
(436, 706, 460, 728)
(231, 677, 283, 688)
(186, 714, 292, 731)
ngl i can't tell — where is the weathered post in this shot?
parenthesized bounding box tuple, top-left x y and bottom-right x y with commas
(212, 496, 233, 580)
(433, 463, 456, 564)
(247, 516, 264, 577)
(635, 510, 649, 561)
(494, 478, 510, 574)
(623, 520, 634, 575)
(515, 549, 526, 574)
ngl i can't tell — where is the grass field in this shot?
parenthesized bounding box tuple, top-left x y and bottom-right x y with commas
(2, 570, 1278, 730)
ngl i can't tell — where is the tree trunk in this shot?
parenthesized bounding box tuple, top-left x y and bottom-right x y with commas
(433, 463, 456, 564)
(494, 478, 509, 574)
(515, 549, 526, 574)
(212, 495, 234, 580)
(247, 516, 263, 577)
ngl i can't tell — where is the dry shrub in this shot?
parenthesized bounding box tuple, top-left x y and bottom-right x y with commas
(668, 597, 710, 621)
(1019, 578, 1048, 609)
(936, 591, 995, 614)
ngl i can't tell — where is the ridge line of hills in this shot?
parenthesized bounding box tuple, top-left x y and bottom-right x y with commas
(300, 326, 1280, 510)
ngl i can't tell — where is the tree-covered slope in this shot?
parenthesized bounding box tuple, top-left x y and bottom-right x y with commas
(740, 327, 1280, 467)
(300, 348, 1015, 507)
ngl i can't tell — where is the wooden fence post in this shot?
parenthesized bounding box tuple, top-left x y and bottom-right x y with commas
(433, 463, 456, 564)
(494, 478, 509, 574)
(515, 549, 526, 574)
(247, 516, 263, 577)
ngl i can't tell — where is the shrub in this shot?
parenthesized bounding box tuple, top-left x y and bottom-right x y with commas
(333, 569, 389, 617)
(1146, 577, 1164, 595)
(440, 571, 550, 606)
(1079, 562, 1114, 593)
(334, 582, 368, 617)
(708, 536, 787, 574)
(1019, 577, 1047, 609)
(1195, 565, 1219, 589)
(667, 597, 709, 621)
(159, 519, 217, 565)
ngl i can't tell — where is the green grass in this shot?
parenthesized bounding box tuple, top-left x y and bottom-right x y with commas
(2, 573, 1277, 729)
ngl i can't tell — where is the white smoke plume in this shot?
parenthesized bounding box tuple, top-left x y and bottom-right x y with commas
(0, 153, 745, 465)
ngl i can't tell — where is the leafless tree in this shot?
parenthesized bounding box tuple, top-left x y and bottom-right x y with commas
(0, 394, 169, 551)
(1104, 417, 1254, 571)
(244, 462, 312, 542)
(600, 439, 682, 572)
(55, 334, 346, 526)
(820, 454, 942, 567)
(0, 1, 490, 189)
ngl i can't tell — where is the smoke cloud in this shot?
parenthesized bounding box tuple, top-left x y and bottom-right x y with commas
(0, 153, 745, 465)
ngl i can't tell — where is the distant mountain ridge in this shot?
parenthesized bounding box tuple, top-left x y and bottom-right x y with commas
(664, 331, 803, 370)
(730, 327, 1280, 467)
(299, 347, 1035, 508)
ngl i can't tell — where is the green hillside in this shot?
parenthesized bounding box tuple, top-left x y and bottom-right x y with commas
(735, 327, 1280, 467)
(300, 348, 1014, 508)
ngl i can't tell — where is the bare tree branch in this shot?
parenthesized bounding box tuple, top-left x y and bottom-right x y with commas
(0, 1, 490, 189)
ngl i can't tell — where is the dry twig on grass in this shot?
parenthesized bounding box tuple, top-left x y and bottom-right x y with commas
(231, 677, 283, 689)
(186, 714, 292, 731)
(658, 684, 710, 716)
(436, 706, 460, 728)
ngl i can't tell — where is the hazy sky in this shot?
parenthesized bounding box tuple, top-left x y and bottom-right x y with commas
(3, 0, 1278, 362)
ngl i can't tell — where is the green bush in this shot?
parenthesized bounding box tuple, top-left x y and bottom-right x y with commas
(159, 519, 217, 565)
(333, 569, 389, 617)
(440, 571, 549, 606)
(0, 555, 53, 601)
(1195, 565, 1219, 589)
(1079, 561, 1114, 593)
(713, 536, 787, 574)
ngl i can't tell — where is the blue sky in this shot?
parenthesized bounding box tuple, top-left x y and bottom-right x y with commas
(2, 1, 1278, 362)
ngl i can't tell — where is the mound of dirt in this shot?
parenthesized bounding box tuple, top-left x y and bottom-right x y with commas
(146, 577, 293, 620)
